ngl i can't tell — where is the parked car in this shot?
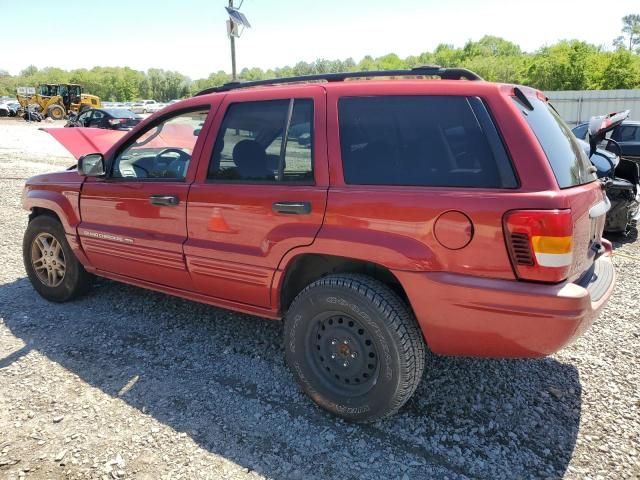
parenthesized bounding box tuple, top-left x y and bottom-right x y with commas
(572, 113, 640, 234)
(6, 101, 20, 117)
(573, 119, 640, 163)
(145, 102, 166, 113)
(65, 108, 141, 130)
(130, 100, 159, 114)
(23, 67, 616, 422)
(0, 101, 9, 117)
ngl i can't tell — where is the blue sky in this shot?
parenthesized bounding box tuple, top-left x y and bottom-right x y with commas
(2, 0, 638, 78)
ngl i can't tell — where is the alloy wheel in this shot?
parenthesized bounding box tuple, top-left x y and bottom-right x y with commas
(31, 233, 66, 287)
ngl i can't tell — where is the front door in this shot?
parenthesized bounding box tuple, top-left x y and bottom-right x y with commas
(79, 106, 212, 289)
(185, 86, 328, 307)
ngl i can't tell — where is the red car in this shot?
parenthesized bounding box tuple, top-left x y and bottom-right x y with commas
(21, 67, 616, 422)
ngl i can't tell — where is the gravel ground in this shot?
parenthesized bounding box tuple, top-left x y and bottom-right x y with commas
(0, 118, 638, 479)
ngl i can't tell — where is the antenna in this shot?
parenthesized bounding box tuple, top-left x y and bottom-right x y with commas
(225, 1, 251, 81)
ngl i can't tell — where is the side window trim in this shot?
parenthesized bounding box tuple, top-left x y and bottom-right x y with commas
(278, 99, 295, 181)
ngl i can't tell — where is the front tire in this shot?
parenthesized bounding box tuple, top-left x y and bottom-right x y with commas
(23, 215, 92, 302)
(284, 274, 426, 422)
(47, 105, 66, 120)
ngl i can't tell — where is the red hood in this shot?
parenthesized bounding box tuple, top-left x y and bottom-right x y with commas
(41, 128, 127, 160)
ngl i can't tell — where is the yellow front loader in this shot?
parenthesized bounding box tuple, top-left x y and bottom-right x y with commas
(16, 84, 101, 120)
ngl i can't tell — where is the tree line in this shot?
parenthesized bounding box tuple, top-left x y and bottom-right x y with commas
(1, 34, 639, 102)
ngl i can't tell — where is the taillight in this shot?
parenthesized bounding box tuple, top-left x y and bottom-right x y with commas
(504, 209, 573, 283)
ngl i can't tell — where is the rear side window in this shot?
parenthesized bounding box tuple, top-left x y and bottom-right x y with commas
(208, 99, 314, 183)
(338, 96, 517, 188)
(513, 97, 595, 188)
(612, 125, 640, 142)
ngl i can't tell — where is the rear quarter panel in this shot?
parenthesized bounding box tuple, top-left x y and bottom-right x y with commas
(281, 82, 566, 280)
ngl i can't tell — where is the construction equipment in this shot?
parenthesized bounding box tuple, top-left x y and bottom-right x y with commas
(16, 84, 101, 120)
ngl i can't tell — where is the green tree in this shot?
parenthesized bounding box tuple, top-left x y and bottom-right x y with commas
(613, 14, 640, 52)
(601, 49, 640, 89)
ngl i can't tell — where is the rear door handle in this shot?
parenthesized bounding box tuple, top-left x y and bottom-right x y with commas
(149, 195, 179, 206)
(272, 201, 311, 214)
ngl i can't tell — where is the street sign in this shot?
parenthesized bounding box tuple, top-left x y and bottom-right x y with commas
(17, 86, 35, 95)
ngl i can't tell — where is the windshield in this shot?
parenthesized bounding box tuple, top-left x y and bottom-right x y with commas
(513, 96, 595, 188)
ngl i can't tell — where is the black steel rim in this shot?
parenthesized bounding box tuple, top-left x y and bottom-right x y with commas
(305, 312, 380, 396)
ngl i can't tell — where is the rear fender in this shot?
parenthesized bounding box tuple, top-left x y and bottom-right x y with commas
(271, 228, 440, 310)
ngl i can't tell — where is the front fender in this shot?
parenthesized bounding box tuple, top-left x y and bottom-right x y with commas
(22, 187, 81, 235)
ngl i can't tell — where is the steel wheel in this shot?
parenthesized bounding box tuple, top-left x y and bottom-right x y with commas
(31, 232, 66, 287)
(306, 313, 380, 396)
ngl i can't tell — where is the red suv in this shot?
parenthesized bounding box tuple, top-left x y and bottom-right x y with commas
(22, 67, 616, 422)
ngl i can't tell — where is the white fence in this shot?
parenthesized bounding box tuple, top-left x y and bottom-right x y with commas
(545, 90, 640, 126)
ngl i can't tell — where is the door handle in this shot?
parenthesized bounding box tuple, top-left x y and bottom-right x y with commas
(272, 201, 312, 215)
(149, 195, 179, 206)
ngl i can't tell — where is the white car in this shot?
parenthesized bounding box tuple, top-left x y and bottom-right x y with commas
(130, 100, 158, 114)
(145, 102, 166, 113)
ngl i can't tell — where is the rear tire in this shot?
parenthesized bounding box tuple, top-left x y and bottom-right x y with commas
(23, 215, 92, 302)
(47, 105, 65, 120)
(284, 274, 426, 422)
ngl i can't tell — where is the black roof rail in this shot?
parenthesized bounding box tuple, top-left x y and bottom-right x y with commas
(194, 65, 483, 96)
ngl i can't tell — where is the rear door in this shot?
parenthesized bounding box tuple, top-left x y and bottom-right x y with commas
(78, 105, 213, 288)
(185, 86, 328, 307)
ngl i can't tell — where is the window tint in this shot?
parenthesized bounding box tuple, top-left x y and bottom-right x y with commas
(513, 97, 595, 188)
(77, 111, 91, 122)
(338, 96, 516, 188)
(614, 125, 640, 142)
(112, 109, 209, 180)
(208, 99, 313, 182)
(572, 123, 588, 141)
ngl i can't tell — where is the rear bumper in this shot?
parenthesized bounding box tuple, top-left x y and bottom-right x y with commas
(395, 254, 616, 358)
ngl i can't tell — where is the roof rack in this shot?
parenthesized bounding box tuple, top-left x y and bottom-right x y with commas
(194, 65, 483, 96)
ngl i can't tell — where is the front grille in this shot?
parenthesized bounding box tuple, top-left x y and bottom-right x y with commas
(510, 233, 534, 265)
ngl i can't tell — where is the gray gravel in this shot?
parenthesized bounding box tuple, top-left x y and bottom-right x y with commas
(0, 118, 639, 479)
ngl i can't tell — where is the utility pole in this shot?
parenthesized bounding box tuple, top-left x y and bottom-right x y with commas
(228, 0, 237, 81)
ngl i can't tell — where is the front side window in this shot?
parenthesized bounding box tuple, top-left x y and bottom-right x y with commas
(208, 99, 313, 183)
(338, 96, 516, 188)
(111, 109, 209, 180)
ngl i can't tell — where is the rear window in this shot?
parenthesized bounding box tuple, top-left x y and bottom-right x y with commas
(513, 97, 595, 188)
(338, 96, 517, 188)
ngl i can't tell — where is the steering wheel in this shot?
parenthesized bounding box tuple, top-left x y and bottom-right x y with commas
(155, 148, 191, 177)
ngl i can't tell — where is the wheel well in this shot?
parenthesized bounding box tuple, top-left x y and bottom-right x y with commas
(279, 254, 410, 314)
(29, 207, 61, 224)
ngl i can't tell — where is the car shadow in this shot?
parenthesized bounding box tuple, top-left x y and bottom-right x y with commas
(0, 277, 581, 479)
(606, 222, 638, 249)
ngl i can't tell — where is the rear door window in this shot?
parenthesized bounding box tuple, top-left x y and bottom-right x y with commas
(612, 125, 640, 142)
(512, 97, 595, 188)
(338, 96, 516, 188)
(208, 99, 314, 183)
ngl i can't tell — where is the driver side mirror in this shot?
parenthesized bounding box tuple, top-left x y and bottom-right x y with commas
(78, 153, 105, 177)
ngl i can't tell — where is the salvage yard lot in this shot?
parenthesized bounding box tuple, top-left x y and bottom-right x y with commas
(0, 118, 638, 479)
